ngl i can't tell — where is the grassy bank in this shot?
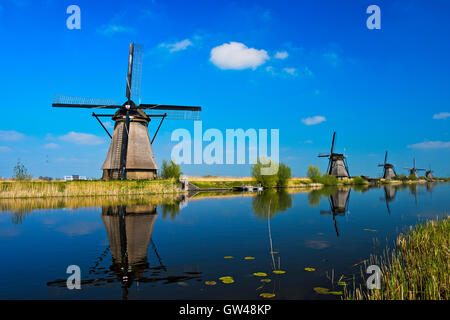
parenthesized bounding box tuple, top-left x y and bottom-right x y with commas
(0, 179, 181, 199)
(346, 216, 450, 300)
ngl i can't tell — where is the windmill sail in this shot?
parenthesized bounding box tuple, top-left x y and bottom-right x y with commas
(52, 43, 202, 180)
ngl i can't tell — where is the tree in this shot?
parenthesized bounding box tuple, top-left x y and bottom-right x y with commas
(251, 159, 292, 188)
(251, 158, 277, 188)
(13, 159, 32, 181)
(277, 163, 291, 187)
(307, 165, 321, 180)
(160, 160, 182, 180)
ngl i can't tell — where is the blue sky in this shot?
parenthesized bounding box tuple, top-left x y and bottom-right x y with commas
(0, 0, 449, 178)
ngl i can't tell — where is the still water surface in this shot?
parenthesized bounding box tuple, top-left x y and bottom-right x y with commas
(0, 183, 448, 299)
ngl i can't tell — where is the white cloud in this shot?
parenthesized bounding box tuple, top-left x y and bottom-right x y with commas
(302, 116, 326, 126)
(433, 112, 450, 120)
(44, 143, 61, 149)
(58, 132, 105, 145)
(210, 42, 269, 70)
(104, 121, 114, 129)
(0, 130, 25, 141)
(265, 66, 276, 75)
(407, 141, 450, 149)
(159, 39, 193, 52)
(0, 146, 11, 152)
(323, 52, 341, 67)
(283, 67, 297, 76)
(97, 24, 134, 36)
(274, 51, 288, 60)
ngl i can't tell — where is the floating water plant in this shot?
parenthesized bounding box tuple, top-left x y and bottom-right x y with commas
(304, 267, 316, 272)
(223, 256, 233, 259)
(272, 270, 286, 274)
(204, 281, 216, 286)
(219, 276, 235, 284)
(260, 278, 271, 283)
(244, 256, 255, 260)
(259, 293, 275, 298)
(253, 272, 268, 277)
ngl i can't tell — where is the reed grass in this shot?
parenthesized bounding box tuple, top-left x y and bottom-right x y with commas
(0, 180, 181, 199)
(345, 216, 450, 300)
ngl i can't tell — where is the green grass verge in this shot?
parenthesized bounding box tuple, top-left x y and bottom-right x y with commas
(345, 216, 450, 300)
(0, 179, 181, 199)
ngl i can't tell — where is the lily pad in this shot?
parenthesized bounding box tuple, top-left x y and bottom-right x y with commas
(204, 281, 217, 286)
(259, 293, 276, 299)
(304, 267, 316, 272)
(329, 291, 343, 295)
(219, 276, 235, 284)
(222, 278, 235, 284)
(363, 228, 377, 232)
(260, 278, 272, 283)
(224, 256, 233, 259)
(270, 251, 279, 254)
(244, 256, 255, 260)
(272, 270, 286, 274)
(314, 287, 330, 294)
(253, 272, 268, 277)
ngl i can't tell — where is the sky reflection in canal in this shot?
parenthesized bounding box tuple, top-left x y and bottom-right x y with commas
(0, 183, 448, 300)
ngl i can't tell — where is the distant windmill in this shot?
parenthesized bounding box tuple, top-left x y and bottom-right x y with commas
(318, 132, 350, 178)
(404, 158, 425, 178)
(378, 151, 396, 179)
(425, 165, 434, 179)
(52, 43, 201, 180)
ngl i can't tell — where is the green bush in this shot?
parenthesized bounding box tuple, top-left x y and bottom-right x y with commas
(13, 159, 32, 181)
(306, 165, 321, 179)
(160, 160, 182, 180)
(352, 176, 367, 185)
(251, 159, 277, 187)
(277, 163, 291, 187)
(251, 159, 291, 188)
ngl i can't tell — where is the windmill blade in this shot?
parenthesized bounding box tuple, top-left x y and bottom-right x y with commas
(130, 44, 144, 103)
(330, 132, 336, 154)
(52, 95, 120, 109)
(147, 110, 201, 120)
(139, 104, 201, 111)
(126, 43, 134, 100)
(384, 151, 388, 165)
(318, 153, 330, 158)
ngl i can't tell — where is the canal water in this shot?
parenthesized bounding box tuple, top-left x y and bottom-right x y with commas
(0, 183, 448, 299)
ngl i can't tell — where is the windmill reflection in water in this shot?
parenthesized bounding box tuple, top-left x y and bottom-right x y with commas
(320, 188, 351, 237)
(47, 201, 201, 299)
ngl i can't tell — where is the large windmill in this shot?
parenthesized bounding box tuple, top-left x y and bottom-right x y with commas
(52, 43, 201, 180)
(404, 158, 425, 179)
(318, 132, 350, 178)
(378, 151, 396, 179)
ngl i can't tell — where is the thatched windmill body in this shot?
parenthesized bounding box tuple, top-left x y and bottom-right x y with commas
(378, 151, 396, 179)
(52, 43, 201, 180)
(318, 132, 350, 178)
(404, 158, 425, 178)
(425, 165, 434, 179)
